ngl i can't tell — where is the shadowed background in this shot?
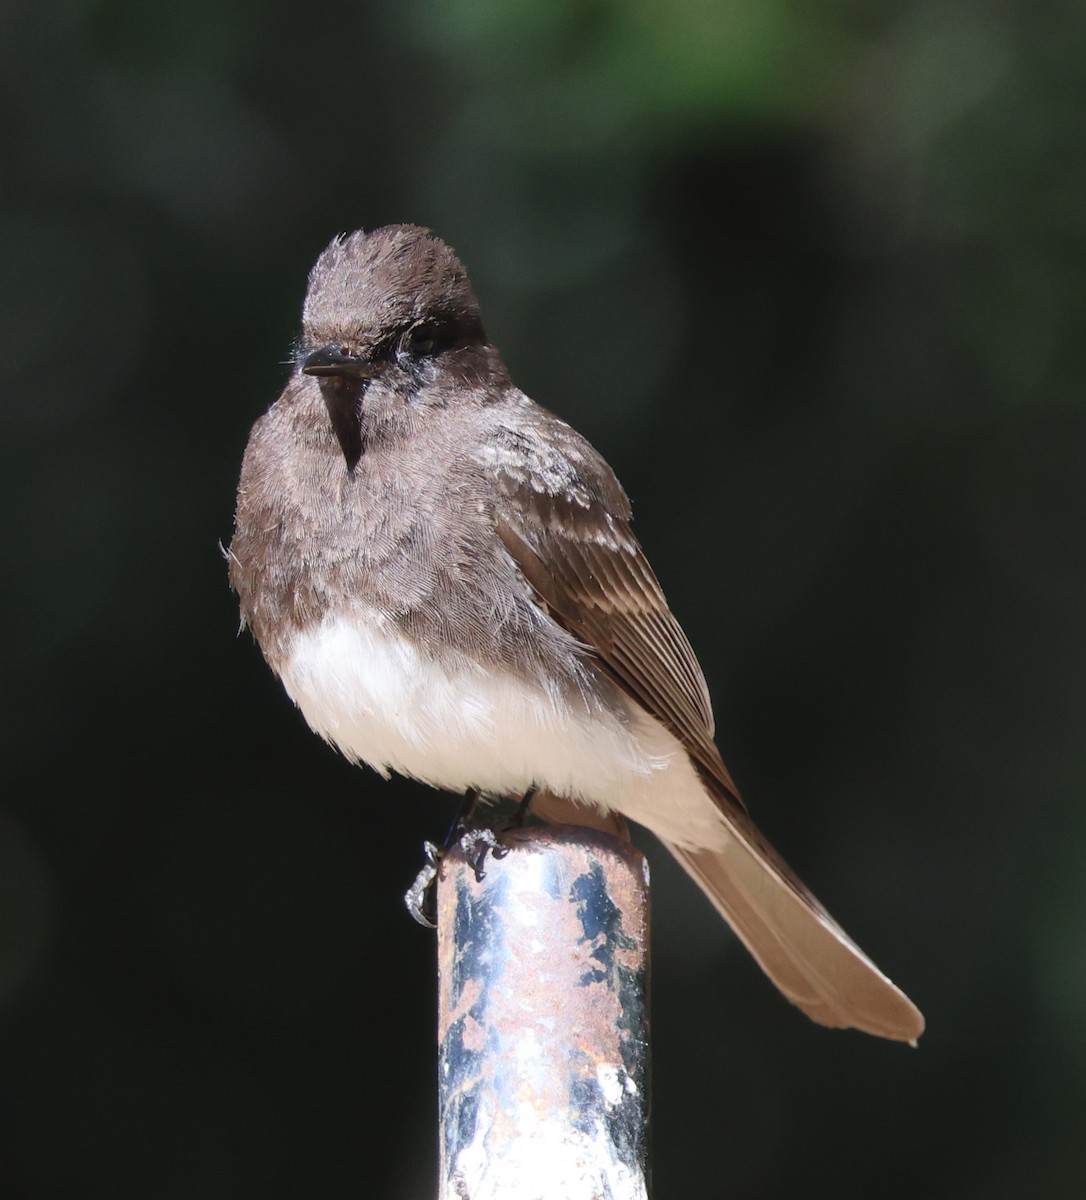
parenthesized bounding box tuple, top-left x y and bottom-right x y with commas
(2, 1, 1084, 1196)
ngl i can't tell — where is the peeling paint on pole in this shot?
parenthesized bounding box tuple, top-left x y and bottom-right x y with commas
(436, 826, 651, 1200)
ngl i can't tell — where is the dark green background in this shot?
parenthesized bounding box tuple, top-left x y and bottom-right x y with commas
(3, 2, 1084, 1196)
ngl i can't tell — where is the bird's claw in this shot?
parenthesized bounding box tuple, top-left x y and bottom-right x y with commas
(404, 841, 442, 928)
(404, 827, 510, 926)
(405, 787, 535, 925)
(458, 826, 507, 881)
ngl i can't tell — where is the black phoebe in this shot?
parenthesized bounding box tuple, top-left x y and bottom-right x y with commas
(229, 225, 923, 1043)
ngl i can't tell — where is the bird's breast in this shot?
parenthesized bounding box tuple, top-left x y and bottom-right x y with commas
(279, 609, 653, 794)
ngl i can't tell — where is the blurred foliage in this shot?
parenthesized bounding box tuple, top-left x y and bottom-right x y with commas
(1, 0, 1085, 1197)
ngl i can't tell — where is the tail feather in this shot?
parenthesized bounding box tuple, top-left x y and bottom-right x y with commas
(668, 836, 925, 1045)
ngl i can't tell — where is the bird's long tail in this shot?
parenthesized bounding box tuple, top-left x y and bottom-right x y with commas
(665, 823, 925, 1044)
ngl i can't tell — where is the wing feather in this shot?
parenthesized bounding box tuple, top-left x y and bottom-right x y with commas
(489, 434, 735, 802)
(483, 413, 924, 1043)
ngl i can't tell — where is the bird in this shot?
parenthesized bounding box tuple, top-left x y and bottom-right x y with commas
(228, 224, 924, 1044)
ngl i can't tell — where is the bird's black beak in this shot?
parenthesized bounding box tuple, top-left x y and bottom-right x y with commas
(301, 344, 378, 380)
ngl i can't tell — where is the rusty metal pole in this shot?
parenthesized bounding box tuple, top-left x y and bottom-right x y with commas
(436, 825, 651, 1200)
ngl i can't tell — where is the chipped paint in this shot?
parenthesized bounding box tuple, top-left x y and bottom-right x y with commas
(436, 826, 650, 1200)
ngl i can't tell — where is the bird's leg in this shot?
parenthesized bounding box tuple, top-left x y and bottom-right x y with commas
(404, 788, 482, 928)
(444, 786, 481, 849)
(508, 785, 537, 829)
(455, 785, 537, 880)
(405, 785, 539, 924)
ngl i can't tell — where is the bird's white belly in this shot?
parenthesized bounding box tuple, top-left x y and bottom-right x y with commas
(278, 612, 728, 850)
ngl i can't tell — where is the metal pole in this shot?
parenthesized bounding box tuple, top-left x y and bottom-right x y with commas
(436, 825, 651, 1200)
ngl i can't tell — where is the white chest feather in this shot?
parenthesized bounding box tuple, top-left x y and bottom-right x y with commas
(277, 613, 727, 851)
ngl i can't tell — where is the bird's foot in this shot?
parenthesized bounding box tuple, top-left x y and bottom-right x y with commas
(458, 826, 507, 880)
(403, 827, 508, 928)
(404, 786, 537, 926)
(404, 841, 443, 928)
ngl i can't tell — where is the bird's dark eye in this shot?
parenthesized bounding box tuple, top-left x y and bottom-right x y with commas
(401, 325, 438, 358)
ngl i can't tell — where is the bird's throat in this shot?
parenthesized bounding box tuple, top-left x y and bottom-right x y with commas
(319, 379, 365, 471)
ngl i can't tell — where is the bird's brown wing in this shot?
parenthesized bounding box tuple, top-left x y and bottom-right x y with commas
(485, 416, 925, 1044)
(489, 439, 840, 892)
(490, 436, 742, 809)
